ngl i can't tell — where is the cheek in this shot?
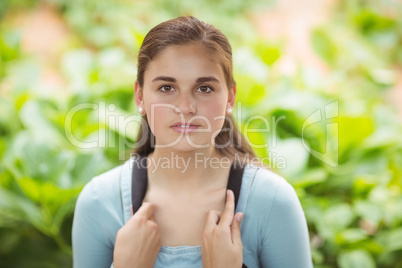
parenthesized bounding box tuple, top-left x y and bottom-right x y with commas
(145, 104, 173, 133)
(199, 102, 227, 129)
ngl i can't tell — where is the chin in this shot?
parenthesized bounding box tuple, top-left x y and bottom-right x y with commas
(159, 138, 212, 153)
(172, 143, 210, 153)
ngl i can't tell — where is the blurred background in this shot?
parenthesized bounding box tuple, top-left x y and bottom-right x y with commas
(1, 0, 402, 267)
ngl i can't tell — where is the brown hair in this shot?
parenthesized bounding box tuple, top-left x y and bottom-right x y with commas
(134, 16, 256, 161)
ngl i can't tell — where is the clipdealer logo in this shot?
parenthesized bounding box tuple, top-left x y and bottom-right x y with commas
(302, 100, 339, 167)
(64, 100, 339, 167)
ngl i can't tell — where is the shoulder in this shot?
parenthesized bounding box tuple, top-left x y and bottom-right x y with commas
(244, 164, 301, 215)
(72, 163, 130, 264)
(246, 164, 296, 198)
(73, 161, 131, 238)
(240, 165, 308, 257)
(242, 164, 308, 241)
(75, 163, 124, 213)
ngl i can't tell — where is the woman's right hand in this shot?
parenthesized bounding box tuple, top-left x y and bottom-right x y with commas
(113, 202, 161, 268)
(201, 190, 244, 268)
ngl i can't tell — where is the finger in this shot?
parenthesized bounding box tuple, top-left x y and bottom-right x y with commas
(134, 202, 155, 219)
(204, 210, 222, 233)
(231, 212, 243, 245)
(219, 189, 235, 227)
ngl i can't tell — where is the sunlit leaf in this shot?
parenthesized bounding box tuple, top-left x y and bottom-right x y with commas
(338, 250, 375, 268)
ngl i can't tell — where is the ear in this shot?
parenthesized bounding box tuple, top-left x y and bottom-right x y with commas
(134, 81, 144, 107)
(227, 85, 236, 108)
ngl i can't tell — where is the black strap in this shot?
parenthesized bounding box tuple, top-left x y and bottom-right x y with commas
(226, 161, 249, 268)
(131, 156, 148, 214)
(131, 156, 248, 267)
(226, 160, 244, 211)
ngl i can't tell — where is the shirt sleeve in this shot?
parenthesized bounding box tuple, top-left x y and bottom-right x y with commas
(259, 179, 313, 268)
(72, 180, 115, 268)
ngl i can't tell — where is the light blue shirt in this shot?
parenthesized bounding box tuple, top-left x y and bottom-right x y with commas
(72, 158, 313, 268)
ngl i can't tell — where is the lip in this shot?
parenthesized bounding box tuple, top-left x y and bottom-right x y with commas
(170, 122, 201, 133)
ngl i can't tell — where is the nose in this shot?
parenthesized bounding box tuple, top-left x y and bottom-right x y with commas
(175, 92, 196, 115)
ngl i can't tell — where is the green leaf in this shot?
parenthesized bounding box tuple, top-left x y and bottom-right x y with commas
(0, 30, 20, 62)
(0, 230, 20, 255)
(338, 116, 375, 159)
(353, 175, 379, 196)
(17, 178, 41, 202)
(336, 228, 367, 244)
(19, 100, 65, 145)
(254, 41, 281, 66)
(69, 152, 108, 186)
(132, 29, 145, 49)
(353, 9, 396, 34)
(0, 187, 44, 230)
(383, 199, 402, 227)
(234, 74, 266, 106)
(385, 228, 402, 252)
(292, 168, 328, 188)
(10, 132, 72, 183)
(319, 204, 355, 238)
(311, 28, 338, 64)
(338, 250, 376, 268)
(354, 199, 383, 225)
(269, 138, 309, 178)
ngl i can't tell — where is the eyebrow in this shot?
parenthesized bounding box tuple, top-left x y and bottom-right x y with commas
(151, 76, 220, 83)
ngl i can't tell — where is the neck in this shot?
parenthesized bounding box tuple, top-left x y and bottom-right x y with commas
(146, 147, 233, 191)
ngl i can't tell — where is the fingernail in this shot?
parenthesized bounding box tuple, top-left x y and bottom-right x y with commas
(236, 213, 243, 222)
(228, 189, 232, 197)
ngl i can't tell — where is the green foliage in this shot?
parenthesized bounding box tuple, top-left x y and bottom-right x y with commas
(1, 0, 402, 267)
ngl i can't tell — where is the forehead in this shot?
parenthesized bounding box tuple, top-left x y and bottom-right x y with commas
(144, 43, 225, 83)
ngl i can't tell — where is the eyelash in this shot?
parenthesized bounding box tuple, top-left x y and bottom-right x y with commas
(158, 85, 214, 93)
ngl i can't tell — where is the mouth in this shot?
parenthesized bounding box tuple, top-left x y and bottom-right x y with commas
(170, 122, 201, 133)
(171, 123, 200, 127)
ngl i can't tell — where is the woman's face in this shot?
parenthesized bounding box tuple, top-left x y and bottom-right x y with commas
(135, 43, 235, 153)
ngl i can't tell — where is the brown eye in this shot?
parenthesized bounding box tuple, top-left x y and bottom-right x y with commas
(197, 86, 213, 93)
(159, 85, 175, 92)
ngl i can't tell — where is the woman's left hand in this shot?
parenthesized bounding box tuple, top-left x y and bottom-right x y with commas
(201, 189, 244, 268)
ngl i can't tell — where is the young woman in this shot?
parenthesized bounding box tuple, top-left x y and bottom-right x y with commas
(72, 16, 313, 268)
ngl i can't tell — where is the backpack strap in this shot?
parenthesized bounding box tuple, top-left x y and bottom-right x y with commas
(226, 160, 245, 211)
(131, 156, 148, 214)
(225, 161, 249, 268)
